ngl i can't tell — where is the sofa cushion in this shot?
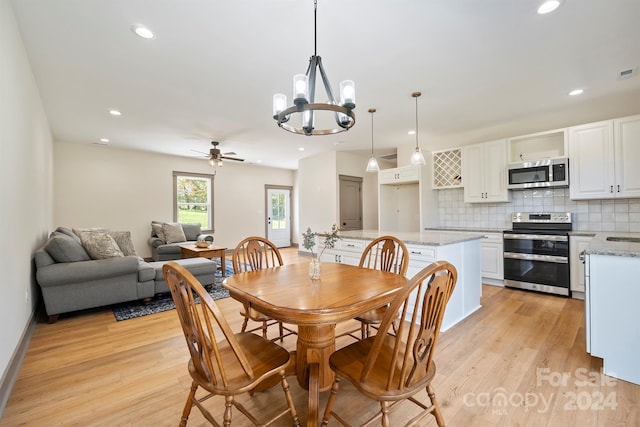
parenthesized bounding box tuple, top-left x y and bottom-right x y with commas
(79, 232, 124, 259)
(181, 223, 202, 241)
(162, 222, 186, 243)
(44, 232, 91, 263)
(151, 221, 166, 242)
(109, 231, 138, 256)
(55, 226, 81, 243)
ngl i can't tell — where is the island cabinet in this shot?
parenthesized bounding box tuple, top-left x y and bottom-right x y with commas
(569, 234, 595, 298)
(462, 139, 509, 203)
(569, 115, 640, 200)
(320, 231, 483, 331)
(585, 252, 640, 385)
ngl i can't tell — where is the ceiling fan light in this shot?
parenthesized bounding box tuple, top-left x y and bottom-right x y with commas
(537, 0, 562, 14)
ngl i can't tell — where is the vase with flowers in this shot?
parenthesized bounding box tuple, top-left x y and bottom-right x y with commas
(302, 224, 340, 280)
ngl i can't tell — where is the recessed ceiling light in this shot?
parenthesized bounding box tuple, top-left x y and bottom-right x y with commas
(131, 25, 155, 39)
(569, 89, 584, 96)
(256, 160, 263, 163)
(408, 130, 416, 135)
(298, 147, 305, 151)
(99, 138, 110, 143)
(109, 109, 122, 116)
(538, 0, 563, 15)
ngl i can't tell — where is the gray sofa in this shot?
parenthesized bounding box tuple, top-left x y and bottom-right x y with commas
(34, 227, 217, 323)
(147, 221, 214, 261)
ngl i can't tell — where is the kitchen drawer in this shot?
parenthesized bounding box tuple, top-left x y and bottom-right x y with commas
(336, 239, 365, 253)
(405, 244, 436, 263)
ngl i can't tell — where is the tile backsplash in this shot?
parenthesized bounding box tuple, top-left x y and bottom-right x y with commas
(437, 188, 640, 232)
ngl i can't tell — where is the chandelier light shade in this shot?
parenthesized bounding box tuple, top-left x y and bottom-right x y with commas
(366, 108, 380, 172)
(272, 0, 356, 136)
(410, 91, 426, 166)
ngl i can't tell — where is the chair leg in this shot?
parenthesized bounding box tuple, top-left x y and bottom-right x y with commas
(180, 381, 198, 427)
(380, 401, 391, 427)
(321, 378, 341, 426)
(279, 370, 301, 426)
(361, 321, 367, 340)
(279, 322, 285, 342)
(261, 321, 268, 339)
(427, 384, 445, 426)
(224, 395, 234, 426)
(240, 316, 249, 333)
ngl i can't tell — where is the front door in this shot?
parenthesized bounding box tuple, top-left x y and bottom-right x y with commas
(266, 187, 291, 247)
(339, 175, 363, 230)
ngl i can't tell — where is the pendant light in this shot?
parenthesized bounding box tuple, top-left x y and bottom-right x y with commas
(409, 91, 426, 165)
(366, 108, 380, 172)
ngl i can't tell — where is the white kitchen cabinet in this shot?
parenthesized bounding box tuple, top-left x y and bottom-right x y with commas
(320, 238, 363, 265)
(569, 115, 640, 200)
(462, 139, 509, 203)
(569, 234, 594, 297)
(480, 232, 504, 281)
(379, 165, 419, 185)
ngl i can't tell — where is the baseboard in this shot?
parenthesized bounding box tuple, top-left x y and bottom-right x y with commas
(0, 306, 38, 418)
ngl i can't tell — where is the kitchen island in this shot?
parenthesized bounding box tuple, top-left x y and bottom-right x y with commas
(584, 232, 640, 386)
(320, 229, 484, 331)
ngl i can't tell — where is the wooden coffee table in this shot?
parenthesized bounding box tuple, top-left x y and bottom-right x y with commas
(179, 244, 228, 277)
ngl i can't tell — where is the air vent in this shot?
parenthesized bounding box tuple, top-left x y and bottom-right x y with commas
(618, 67, 637, 80)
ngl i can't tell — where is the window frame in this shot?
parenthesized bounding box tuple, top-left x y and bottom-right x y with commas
(172, 171, 215, 233)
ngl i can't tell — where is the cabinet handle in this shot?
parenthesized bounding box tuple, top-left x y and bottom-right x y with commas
(346, 243, 355, 247)
(610, 185, 614, 193)
(579, 250, 585, 263)
(411, 250, 422, 255)
(617, 184, 620, 193)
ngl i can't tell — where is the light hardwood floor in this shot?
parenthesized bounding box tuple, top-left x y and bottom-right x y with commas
(2, 248, 638, 426)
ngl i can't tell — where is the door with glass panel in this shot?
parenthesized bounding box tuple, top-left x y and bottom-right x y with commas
(266, 187, 291, 247)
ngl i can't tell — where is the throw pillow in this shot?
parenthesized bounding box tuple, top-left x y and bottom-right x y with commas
(73, 227, 107, 239)
(151, 222, 166, 242)
(162, 222, 186, 243)
(44, 232, 91, 263)
(55, 226, 82, 243)
(79, 232, 124, 259)
(109, 230, 138, 256)
(181, 223, 202, 241)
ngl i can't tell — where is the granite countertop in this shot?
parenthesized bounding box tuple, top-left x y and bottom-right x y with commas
(424, 226, 505, 234)
(337, 229, 485, 246)
(583, 231, 640, 257)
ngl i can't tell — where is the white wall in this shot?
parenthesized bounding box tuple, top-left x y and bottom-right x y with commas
(0, 0, 53, 398)
(53, 143, 297, 257)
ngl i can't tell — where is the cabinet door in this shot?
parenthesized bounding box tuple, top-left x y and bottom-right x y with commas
(481, 233, 504, 280)
(569, 235, 594, 294)
(569, 121, 615, 200)
(462, 143, 485, 203)
(483, 140, 509, 202)
(614, 115, 640, 198)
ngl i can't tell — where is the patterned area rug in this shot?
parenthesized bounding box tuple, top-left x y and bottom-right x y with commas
(112, 259, 234, 321)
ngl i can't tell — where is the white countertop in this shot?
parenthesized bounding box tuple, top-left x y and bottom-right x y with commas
(337, 229, 485, 246)
(583, 231, 640, 257)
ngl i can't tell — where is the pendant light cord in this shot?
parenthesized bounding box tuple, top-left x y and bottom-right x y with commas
(314, 0, 317, 56)
(415, 94, 419, 149)
(371, 110, 375, 154)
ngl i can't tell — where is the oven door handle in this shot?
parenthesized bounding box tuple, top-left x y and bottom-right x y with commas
(504, 252, 568, 264)
(504, 234, 568, 242)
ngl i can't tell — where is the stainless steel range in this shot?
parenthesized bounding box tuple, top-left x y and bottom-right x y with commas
(503, 212, 572, 297)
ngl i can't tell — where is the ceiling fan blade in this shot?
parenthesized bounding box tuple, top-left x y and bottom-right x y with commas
(221, 156, 244, 162)
(223, 151, 237, 156)
(190, 148, 209, 156)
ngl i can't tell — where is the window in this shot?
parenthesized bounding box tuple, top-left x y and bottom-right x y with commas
(271, 192, 286, 230)
(173, 172, 214, 231)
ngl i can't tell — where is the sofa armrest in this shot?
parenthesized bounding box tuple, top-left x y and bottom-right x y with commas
(197, 234, 214, 243)
(148, 236, 165, 248)
(36, 255, 140, 288)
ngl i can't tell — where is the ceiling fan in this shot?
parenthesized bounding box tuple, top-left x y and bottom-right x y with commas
(192, 141, 244, 166)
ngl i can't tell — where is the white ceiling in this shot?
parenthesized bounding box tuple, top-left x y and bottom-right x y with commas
(11, 0, 640, 170)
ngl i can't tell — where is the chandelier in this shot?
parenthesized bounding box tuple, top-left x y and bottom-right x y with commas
(272, 0, 356, 136)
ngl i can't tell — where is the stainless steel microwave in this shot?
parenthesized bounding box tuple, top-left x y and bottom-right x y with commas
(507, 157, 569, 189)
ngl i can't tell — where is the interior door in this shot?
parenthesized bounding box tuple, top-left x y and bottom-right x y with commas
(339, 175, 363, 230)
(266, 187, 291, 247)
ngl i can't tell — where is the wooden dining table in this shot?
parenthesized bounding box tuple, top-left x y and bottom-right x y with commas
(223, 261, 407, 427)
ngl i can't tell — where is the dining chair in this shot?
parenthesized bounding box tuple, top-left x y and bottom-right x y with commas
(339, 236, 409, 340)
(232, 236, 296, 341)
(321, 261, 457, 427)
(162, 262, 300, 427)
